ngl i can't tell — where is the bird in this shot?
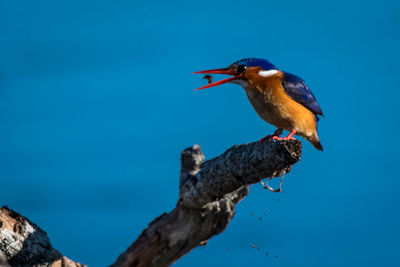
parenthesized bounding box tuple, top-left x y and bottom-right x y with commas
(193, 58, 324, 151)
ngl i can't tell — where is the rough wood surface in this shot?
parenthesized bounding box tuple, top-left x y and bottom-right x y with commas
(0, 139, 301, 267)
(112, 140, 301, 267)
(0, 206, 86, 267)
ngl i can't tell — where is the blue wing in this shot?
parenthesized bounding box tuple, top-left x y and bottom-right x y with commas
(281, 72, 323, 118)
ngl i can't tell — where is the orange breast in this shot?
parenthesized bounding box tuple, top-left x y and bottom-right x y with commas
(243, 69, 317, 138)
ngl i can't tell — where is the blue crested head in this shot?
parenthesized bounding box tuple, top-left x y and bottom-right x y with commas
(193, 57, 280, 90)
(233, 58, 278, 71)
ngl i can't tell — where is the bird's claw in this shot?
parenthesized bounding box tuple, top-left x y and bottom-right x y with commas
(258, 128, 283, 145)
(270, 135, 296, 141)
(270, 129, 297, 141)
(258, 135, 273, 145)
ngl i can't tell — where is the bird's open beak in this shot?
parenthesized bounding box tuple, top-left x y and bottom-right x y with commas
(192, 68, 241, 90)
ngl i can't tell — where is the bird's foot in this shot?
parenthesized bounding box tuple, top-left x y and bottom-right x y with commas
(270, 130, 296, 141)
(258, 129, 283, 145)
(260, 176, 285, 193)
(270, 136, 296, 141)
(259, 136, 272, 145)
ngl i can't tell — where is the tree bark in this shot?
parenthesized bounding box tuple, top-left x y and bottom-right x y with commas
(112, 140, 301, 267)
(0, 140, 301, 267)
(0, 206, 86, 267)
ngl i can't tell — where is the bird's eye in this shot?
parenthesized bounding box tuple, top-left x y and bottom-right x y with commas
(237, 65, 247, 72)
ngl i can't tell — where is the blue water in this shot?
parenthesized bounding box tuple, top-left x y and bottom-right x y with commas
(1, 0, 399, 266)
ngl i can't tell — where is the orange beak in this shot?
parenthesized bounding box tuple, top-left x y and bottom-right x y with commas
(192, 68, 242, 90)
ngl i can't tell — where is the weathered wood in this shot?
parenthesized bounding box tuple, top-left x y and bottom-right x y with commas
(0, 206, 85, 267)
(0, 139, 301, 267)
(112, 140, 301, 267)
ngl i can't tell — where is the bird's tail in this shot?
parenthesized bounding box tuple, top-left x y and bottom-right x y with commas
(307, 134, 323, 151)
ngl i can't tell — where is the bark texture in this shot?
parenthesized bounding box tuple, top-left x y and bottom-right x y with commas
(0, 139, 301, 267)
(0, 206, 85, 267)
(112, 140, 301, 267)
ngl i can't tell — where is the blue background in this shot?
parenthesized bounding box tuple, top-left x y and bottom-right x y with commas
(1, 0, 399, 266)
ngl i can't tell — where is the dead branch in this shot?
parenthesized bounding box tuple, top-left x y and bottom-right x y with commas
(0, 206, 86, 267)
(0, 140, 301, 267)
(112, 140, 301, 267)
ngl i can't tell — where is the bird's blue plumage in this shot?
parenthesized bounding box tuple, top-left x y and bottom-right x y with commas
(281, 72, 323, 118)
(234, 58, 277, 71)
(234, 58, 323, 118)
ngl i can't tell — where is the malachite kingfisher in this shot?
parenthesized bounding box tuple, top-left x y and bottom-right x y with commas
(193, 58, 324, 151)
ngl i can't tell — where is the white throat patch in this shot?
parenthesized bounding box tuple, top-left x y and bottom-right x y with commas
(258, 70, 278, 77)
